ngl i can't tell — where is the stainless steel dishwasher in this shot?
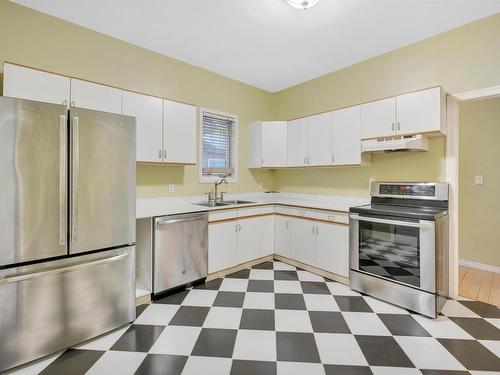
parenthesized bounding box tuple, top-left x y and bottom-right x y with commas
(153, 212, 208, 295)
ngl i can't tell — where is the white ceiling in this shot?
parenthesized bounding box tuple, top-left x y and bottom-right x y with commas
(12, 0, 500, 92)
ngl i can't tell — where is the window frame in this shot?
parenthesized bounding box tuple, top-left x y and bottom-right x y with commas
(198, 107, 239, 183)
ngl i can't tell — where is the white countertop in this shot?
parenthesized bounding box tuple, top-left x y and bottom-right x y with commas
(136, 192, 370, 219)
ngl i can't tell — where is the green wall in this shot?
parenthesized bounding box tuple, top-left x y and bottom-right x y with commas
(459, 97, 500, 267)
(273, 12, 500, 196)
(0, 0, 275, 197)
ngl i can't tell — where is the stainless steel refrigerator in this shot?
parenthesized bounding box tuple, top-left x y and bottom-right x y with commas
(0, 96, 136, 372)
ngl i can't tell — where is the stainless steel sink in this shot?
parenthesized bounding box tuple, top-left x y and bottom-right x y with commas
(194, 200, 255, 207)
(194, 201, 231, 207)
(221, 200, 255, 205)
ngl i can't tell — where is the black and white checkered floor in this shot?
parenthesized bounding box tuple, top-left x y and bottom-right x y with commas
(8, 261, 500, 375)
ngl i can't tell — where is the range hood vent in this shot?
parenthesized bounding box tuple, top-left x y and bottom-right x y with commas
(362, 135, 429, 153)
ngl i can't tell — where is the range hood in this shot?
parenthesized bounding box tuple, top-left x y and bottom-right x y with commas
(362, 135, 429, 153)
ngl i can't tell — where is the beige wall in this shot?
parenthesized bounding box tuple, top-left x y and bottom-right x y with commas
(273, 12, 500, 196)
(459, 97, 500, 267)
(0, 1, 275, 197)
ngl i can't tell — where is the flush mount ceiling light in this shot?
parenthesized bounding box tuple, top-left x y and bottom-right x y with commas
(286, 0, 320, 10)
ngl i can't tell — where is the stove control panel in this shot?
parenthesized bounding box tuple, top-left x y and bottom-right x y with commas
(371, 182, 448, 201)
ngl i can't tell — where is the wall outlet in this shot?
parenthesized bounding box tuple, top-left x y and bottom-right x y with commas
(168, 184, 175, 192)
(475, 175, 484, 185)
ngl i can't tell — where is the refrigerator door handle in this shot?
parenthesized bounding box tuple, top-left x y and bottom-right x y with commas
(0, 252, 129, 285)
(59, 114, 67, 246)
(71, 116, 79, 243)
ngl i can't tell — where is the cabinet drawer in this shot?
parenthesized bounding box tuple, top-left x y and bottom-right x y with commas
(274, 205, 291, 215)
(208, 209, 237, 223)
(288, 207, 308, 218)
(237, 205, 274, 218)
(310, 210, 349, 224)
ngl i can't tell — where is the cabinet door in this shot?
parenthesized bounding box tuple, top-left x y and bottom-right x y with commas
(333, 106, 361, 165)
(122, 91, 163, 163)
(70, 79, 122, 114)
(360, 97, 396, 139)
(260, 215, 275, 256)
(316, 223, 349, 277)
(262, 121, 287, 167)
(275, 215, 290, 257)
(3, 63, 70, 105)
(308, 112, 332, 166)
(208, 221, 238, 273)
(290, 218, 316, 266)
(287, 118, 308, 167)
(163, 100, 197, 164)
(396, 87, 443, 135)
(237, 217, 262, 264)
(248, 121, 262, 168)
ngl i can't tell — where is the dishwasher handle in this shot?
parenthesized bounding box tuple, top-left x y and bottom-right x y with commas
(156, 212, 208, 226)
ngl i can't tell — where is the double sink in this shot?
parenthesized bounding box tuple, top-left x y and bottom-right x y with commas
(194, 200, 255, 208)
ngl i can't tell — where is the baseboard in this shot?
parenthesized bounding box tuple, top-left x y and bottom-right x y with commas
(207, 254, 274, 280)
(459, 259, 500, 274)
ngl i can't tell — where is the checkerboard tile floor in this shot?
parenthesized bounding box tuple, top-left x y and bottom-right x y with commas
(7, 261, 500, 375)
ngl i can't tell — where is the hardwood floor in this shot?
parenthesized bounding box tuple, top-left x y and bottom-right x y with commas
(459, 265, 500, 306)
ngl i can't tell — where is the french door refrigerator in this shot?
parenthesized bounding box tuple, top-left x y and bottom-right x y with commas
(0, 96, 136, 372)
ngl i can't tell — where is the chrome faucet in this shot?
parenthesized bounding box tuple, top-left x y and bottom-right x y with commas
(213, 176, 228, 202)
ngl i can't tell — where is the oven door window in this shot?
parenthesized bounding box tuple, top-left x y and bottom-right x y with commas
(359, 221, 420, 288)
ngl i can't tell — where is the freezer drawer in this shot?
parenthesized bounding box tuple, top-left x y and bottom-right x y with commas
(0, 247, 135, 372)
(154, 212, 208, 294)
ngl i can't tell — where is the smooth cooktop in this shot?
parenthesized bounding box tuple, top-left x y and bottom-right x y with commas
(350, 203, 448, 221)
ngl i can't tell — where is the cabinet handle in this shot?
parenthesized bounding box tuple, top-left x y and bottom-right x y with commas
(238, 223, 241, 231)
(261, 158, 264, 165)
(391, 122, 395, 131)
(316, 225, 319, 235)
(163, 150, 167, 160)
(158, 149, 162, 159)
(307, 156, 310, 164)
(304, 156, 307, 164)
(234, 224, 238, 233)
(397, 122, 400, 131)
(331, 154, 335, 163)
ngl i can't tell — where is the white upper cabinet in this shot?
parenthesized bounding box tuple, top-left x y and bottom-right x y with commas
(262, 121, 287, 167)
(360, 97, 396, 139)
(70, 78, 122, 114)
(249, 121, 287, 168)
(122, 91, 163, 163)
(332, 105, 361, 165)
(361, 87, 445, 139)
(396, 87, 445, 135)
(308, 112, 333, 166)
(163, 99, 197, 164)
(287, 118, 309, 167)
(3, 63, 70, 105)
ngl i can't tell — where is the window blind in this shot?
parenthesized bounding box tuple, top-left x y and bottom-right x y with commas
(201, 111, 236, 177)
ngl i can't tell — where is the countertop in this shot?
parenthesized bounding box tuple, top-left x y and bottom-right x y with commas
(136, 192, 370, 219)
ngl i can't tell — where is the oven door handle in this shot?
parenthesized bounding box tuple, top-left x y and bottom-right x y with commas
(349, 214, 433, 228)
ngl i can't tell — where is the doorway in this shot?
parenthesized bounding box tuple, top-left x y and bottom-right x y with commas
(457, 96, 500, 306)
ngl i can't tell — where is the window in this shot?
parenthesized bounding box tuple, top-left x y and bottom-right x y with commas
(199, 108, 238, 182)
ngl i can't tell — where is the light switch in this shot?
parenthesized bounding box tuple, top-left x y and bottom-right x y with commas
(168, 184, 175, 192)
(475, 176, 484, 185)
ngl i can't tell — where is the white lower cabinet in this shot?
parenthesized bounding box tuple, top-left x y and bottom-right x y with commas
(275, 215, 290, 257)
(208, 206, 349, 277)
(261, 215, 275, 256)
(208, 221, 238, 273)
(315, 222, 349, 277)
(290, 218, 316, 266)
(237, 217, 261, 264)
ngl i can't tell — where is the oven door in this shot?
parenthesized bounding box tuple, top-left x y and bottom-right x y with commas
(349, 213, 435, 293)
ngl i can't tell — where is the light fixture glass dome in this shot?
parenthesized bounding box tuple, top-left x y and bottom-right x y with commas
(286, 0, 319, 10)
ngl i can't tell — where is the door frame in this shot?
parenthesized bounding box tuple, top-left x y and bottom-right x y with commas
(446, 85, 500, 298)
